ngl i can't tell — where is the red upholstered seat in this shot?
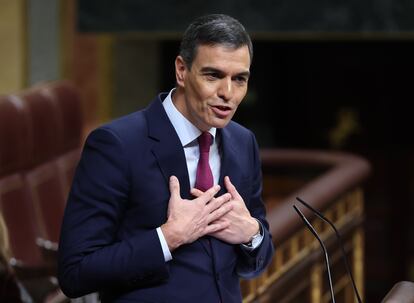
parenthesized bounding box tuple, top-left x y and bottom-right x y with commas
(46, 81, 83, 200)
(55, 148, 81, 203)
(0, 95, 44, 267)
(0, 174, 44, 268)
(0, 81, 85, 303)
(20, 87, 67, 243)
(0, 95, 31, 177)
(46, 80, 83, 152)
(20, 87, 62, 167)
(25, 162, 66, 243)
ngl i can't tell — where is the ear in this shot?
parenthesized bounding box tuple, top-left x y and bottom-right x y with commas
(175, 56, 187, 87)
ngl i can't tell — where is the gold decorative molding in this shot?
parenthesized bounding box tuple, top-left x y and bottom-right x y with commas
(0, 0, 28, 94)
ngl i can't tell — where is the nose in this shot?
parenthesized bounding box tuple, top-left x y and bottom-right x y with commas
(217, 78, 232, 101)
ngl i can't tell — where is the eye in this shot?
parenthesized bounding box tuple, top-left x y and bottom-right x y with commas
(234, 76, 248, 85)
(205, 72, 221, 81)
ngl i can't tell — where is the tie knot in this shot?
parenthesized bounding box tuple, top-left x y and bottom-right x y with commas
(198, 132, 212, 153)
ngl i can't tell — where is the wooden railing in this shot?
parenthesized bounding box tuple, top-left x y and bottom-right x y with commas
(241, 149, 371, 303)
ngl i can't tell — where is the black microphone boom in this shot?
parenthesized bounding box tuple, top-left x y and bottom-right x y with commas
(293, 205, 336, 303)
(295, 197, 363, 303)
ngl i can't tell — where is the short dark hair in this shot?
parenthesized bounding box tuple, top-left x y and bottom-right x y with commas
(179, 14, 253, 69)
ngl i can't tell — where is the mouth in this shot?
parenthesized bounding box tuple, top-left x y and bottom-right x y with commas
(210, 105, 233, 118)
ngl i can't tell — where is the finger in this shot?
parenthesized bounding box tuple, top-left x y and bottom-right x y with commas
(207, 201, 233, 222)
(224, 176, 243, 200)
(206, 192, 232, 213)
(204, 220, 230, 234)
(169, 176, 181, 199)
(196, 185, 220, 204)
(209, 217, 226, 224)
(190, 188, 204, 198)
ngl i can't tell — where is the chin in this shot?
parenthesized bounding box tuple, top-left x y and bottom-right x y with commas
(211, 120, 231, 129)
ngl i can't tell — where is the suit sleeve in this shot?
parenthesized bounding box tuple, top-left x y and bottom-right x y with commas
(236, 131, 274, 279)
(58, 128, 169, 298)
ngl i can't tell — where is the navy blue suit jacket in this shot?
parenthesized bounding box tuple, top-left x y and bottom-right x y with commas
(58, 93, 274, 302)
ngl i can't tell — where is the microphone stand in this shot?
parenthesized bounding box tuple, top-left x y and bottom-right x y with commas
(296, 197, 363, 303)
(293, 205, 336, 303)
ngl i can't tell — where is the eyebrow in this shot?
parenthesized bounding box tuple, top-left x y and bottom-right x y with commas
(200, 67, 250, 78)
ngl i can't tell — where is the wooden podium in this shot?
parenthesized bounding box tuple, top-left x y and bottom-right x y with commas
(382, 281, 414, 303)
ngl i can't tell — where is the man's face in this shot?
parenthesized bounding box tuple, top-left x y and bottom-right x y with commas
(174, 44, 250, 131)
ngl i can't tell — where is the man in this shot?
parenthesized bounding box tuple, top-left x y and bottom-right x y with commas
(58, 14, 274, 302)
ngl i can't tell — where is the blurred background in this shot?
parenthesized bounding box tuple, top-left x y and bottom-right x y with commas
(0, 0, 413, 302)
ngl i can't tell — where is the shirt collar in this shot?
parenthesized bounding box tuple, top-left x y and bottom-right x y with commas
(163, 89, 216, 147)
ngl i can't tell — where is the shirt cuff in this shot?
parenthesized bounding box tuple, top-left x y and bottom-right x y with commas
(156, 227, 172, 262)
(240, 219, 264, 251)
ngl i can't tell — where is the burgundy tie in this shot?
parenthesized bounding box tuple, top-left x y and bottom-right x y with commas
(195, 132, 214, 253)
(195, 131, 214, 191)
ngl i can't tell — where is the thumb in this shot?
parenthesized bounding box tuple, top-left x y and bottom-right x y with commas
(169, 176, 181, 199)
(224, 176, 243, 200)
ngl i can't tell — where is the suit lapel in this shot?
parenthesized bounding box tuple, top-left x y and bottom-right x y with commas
(144, 94, 191, 199)
(217, 126, 244, 192)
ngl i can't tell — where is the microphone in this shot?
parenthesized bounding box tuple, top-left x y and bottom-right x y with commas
(294, 197, 363, 303)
